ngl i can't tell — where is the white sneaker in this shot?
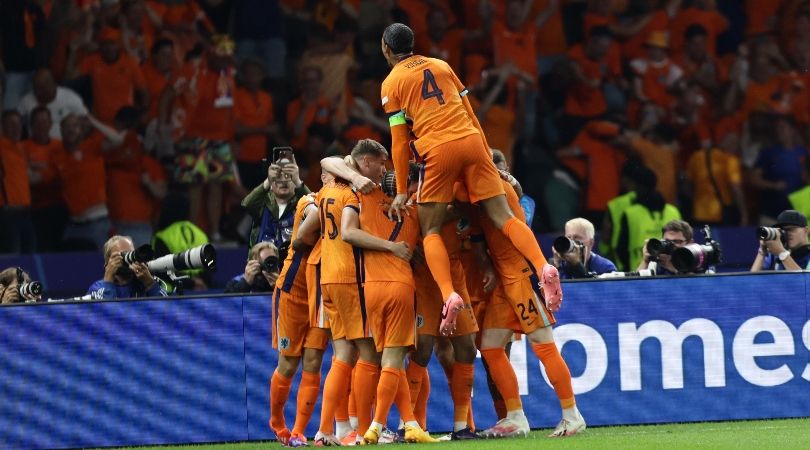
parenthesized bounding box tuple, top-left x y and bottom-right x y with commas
(436, 433, 452, 441)
(480, 415, 530, 438)
(314, 431, 342, 446)
(548, 409, 586, 437)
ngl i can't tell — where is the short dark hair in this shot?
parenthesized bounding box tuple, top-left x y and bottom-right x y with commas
(491, 149, 507, 166)
(350, 139, 388, 161)
(29, 105, 51, 122)
(684, 24, 708, 41)
(663, 219, 693, 242)
(383, 23, 415, 55)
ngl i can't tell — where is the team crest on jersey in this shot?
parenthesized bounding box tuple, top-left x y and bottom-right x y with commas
(279, 337, 290, 350)
(416, 314, 424, 329)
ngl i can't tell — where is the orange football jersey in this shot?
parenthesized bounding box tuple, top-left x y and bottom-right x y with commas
(318, 181, 360, 284)
(358, 188, 420, 285)
(276, 194, 317, 296)
(381, 55, 479, 156)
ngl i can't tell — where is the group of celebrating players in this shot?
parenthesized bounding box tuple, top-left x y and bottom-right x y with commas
(265, 23, 586, 447)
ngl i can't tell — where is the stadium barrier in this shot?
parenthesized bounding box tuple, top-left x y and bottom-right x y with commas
(1, 272, 808, 448)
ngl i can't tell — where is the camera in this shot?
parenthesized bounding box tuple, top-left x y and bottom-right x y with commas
(121, 244, 155, 265)
(147, 244, 217, 274)
(553, 236, 583, 254)
(261, 254, 280, 273)
(671, 226, 722, 273)
(18, 281, 42, 300)
(647, 238, 675, 260)
(758, 226, 787, 245)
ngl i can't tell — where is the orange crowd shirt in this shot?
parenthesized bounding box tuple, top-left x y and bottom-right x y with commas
(23, 139, 64, 209)
(0, 138, 31, 207)
(57, 133, 107, 217)
(234, 87, 275, 163)
(79, 53, 147, 124)
(105, 132, 166, 223)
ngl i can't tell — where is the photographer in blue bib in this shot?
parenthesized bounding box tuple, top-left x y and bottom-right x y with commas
(751, 210, 810, 271)
(551, 218, 617, 279)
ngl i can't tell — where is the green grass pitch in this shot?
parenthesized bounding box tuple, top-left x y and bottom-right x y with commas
(106, 418, 810, 450)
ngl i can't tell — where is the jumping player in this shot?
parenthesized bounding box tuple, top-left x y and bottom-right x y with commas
(379, 23, 563, 335)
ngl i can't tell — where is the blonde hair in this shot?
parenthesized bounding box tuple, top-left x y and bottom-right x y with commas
(103, 235, 134, 262)
(249, 241, 278, 261)
(565, 218, 595, 240)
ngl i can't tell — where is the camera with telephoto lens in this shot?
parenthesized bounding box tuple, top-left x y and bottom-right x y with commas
(261, 254, 280, 273)
(553, 236, 584, 254)
(758, 226, 788, 246)
(647, 238, 676, 261)
(671, 225, 722, 273)
(147, 244, 217, 274)
(121, 244, 155, 265)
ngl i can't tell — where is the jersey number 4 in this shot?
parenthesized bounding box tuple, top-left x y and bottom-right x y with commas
(421, 69, 445, 105)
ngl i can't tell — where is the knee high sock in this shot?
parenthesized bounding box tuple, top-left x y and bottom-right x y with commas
(353, 360, 380, 435)
(532, 342, 575, 409)
(269, 370, 293, 433)
(423, 234, 455, 300)
(501, 217, 548, 272)
(319, 359, 352, 435)
(480, 348, 522, 412)
(292, 370, 321, 436)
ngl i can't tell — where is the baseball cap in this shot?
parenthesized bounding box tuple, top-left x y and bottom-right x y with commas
(775, 210, 808, 228)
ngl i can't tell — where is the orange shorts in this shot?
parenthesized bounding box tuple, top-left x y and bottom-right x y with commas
(483, 276, 556, 334)
(416, 133, 504, 204)
(273, 288, 329, 356)
(365, 281, 416, 352)
(321, 282, 369, 341)
(414, 259, 478, 337)
(307, 263, 330, 329)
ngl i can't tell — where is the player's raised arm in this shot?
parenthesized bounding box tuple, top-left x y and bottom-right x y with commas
(294, 204, 321, 249)
(320, 155, 374, 194)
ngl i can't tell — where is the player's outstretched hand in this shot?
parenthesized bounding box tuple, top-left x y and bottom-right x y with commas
(390, 242, 413, 261)
(387, 193, 410, 221)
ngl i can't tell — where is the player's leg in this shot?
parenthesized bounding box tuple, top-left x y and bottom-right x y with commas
(269, 289, 303, 444)
(269, 354, 300, 444)
(352, 337, 380, 442)
(479, 329, 529, 439)
(407, 334, 434, 430)
(445, 332, 477, 439)
(290, 325, 328, 442)
(526, 326, 585, 437)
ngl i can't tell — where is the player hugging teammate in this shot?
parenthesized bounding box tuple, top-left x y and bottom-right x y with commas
(265, 22, 585, 447)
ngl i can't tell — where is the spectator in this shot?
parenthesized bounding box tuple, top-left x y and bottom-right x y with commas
(0, 111, 35, 254)
(141, 38, 178, 122)
(630, 31, 684, 125)
(18, 69, 88, 139)
(120, 0, 155, 64)
(234, 58, 281, 189)
(617, 165, 682, 271)
(626, 123, 679, 205)
(87, 235, 167, 299)
(471, 65, 519, 165)
(552, 217, 617, 279)
(243, 157, 310, 253)
(24, 107, 68, 252)
(685, 125, 748, 225)
(668, 0, 728, 57)
(751, 210, 810, 271)
(556, 120, 628, 225)
(674, 24, 727, 101)
(162, 34, 238, 242)
(104, 107, 168, 246)
(637, 219, 695, 275)
(0, 0, 47, 109)
(750, 115, 808, 220)
(562, 25, 620, 143)
(57, 114, 110, 250)
(224, 241, 280, 293)
(68, 26, 149, 125)
(285, 65, 334, 150)
(0, 267, 40, 304)
(299, 22, 357, 125)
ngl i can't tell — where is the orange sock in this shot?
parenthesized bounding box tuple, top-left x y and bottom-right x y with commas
(532, 343, 575, 409)
(501, 217, 548, 272)
(371, 367, 400, 425)
(353, 360, 379, 434)
(269, 371, 292, 433)
(450, 362, 474, 427)
(423, 234, 455, 300)
(415, 367, 430, 429)
(481, 348, 522, 412)
(319, 359, 352, 434)
(292, 370, 321, 436)
(395, 369, 416, 423)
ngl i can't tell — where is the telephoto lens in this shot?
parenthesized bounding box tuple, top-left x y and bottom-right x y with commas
(757, 227, 780, 241)
(553, 236, 579, 254)
(261, 255, 279, 273)
(121, 244, 155, 265)
(18, 281, 43, 299)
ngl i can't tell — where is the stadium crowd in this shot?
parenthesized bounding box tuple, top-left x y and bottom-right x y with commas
(3, 0, 810, 445)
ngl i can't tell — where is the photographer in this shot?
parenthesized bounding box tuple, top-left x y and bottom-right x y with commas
(552, 218, 617, 279)
(224, 241, 281, 293)
(87, 235, 167, 300)
(0, 267, 41, 304)
(243, 154, 310, 256)
(637, 220, 694, 275)
(751, 210, 810, 271)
